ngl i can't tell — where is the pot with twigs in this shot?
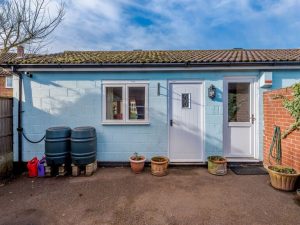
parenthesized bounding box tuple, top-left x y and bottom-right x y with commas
(129, 152, 146, 174)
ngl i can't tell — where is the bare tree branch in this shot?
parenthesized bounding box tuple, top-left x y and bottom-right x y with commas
(0, 0, 65, 58)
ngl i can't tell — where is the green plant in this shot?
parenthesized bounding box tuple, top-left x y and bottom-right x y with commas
(269, 166, 297, 174)
(228, 93, 247, 122)
(273, 83, 300, 138)
(132, 152, 143, 161)
(228, 93, 238, 122)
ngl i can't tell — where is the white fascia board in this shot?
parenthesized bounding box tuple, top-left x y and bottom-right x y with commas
(16, 65, 300, 72)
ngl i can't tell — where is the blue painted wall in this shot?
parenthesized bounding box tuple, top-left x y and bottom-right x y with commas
(12, 70, 300, 162)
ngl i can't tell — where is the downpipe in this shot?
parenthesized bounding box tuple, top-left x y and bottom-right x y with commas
(12, 67, 24, 172)
(13, 70, 45, 173)
(17, 72, 23, 165)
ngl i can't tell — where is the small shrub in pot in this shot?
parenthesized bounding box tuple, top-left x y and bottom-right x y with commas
(129, 152, 146, 174)
(267, 165, 299, 191)
(207, 156, 227, 176)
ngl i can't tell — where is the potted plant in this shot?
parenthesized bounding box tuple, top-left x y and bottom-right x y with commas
(151, 156, 169, 176)
(207, 156, 227, 176)
(129, 152, 146, 174)
(267, 165, 299, 191)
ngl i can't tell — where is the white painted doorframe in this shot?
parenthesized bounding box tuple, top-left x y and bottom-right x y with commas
(168, 80, 205, 162)
(223, 76, 258, 159)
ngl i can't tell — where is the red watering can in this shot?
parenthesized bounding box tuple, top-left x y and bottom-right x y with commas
(27, 157, 39, 177)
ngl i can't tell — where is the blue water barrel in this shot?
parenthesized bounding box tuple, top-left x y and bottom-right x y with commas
(45, 127, 71, 165)
(71, 126, 97, 165)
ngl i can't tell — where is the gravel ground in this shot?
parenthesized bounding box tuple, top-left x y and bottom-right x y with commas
(0, 167, 299, 225)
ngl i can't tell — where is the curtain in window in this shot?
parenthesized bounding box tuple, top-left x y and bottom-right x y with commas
(106, 87, 114, 120)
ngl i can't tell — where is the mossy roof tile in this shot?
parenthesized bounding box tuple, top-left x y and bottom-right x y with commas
(3, 49, 300, 65)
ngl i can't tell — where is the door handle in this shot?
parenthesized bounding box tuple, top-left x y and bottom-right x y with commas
(251, 114, 256, 124)
(170, 119, 173, 126)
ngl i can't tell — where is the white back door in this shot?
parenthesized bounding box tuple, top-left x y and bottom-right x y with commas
(224, 78, 256, 157)
(169, 82, 203, 162)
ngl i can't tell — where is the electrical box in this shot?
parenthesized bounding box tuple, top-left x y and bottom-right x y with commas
(260, 72, 272, 88)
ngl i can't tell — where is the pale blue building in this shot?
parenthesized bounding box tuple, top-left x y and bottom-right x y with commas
(7, 49, 300, 163)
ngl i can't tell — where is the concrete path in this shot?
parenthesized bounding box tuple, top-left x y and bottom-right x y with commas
(0, 167, 299, 225)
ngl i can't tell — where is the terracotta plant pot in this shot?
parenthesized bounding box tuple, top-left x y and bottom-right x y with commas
(151, 156, 169, 176)
(207, 156, 227, 176)
(129, 155, 146, 174)
(267, 165, 299, 191)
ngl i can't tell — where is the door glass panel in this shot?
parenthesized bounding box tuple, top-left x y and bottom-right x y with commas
(128, 87, 145, 120)
(182, 93, 191, 108)
(228, 83, 250, 122)
(106, 87, 123, 120)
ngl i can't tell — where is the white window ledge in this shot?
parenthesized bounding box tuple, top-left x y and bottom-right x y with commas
(102, 121, 150, 125)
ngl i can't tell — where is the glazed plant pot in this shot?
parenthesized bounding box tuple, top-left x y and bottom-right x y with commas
(207, 156, 227, 176)
(151, 156, 169, 176)
(129, 155, 146, 174)
(267, 165, 299, 191)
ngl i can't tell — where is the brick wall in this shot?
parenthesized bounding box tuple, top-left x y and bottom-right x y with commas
(0, 77, 13, 97)
(263, 87, 300, 171)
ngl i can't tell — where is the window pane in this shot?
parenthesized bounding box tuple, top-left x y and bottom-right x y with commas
(182, 93, 191, 108)
(228, 83, 250, 122)
(128, 87, 145, 120)
(106, 87, 123, 120)
(6, 76, 13, 88)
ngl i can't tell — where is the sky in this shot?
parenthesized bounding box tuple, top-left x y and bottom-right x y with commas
(46, 0, 300, 53)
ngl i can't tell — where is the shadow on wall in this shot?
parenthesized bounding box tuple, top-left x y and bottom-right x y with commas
(18, 77, 170, 162)
(211, 87, 223, 103)
(20, 93, 103, 161)
(18, 75, 223, 162)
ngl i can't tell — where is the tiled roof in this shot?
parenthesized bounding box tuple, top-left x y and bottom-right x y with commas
(5, 49, 300, 65)
(0, 52, 17, 63)
(0, 68, 13, 77)
(0, 52, 17, 76)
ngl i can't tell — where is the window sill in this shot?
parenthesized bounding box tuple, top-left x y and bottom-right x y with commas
(102, 121, 150, 125)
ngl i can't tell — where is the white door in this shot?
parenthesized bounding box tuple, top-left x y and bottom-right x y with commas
(224, 78, 256, 157)
(169, 82, 203, 162)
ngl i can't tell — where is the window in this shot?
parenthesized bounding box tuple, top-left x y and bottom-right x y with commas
(5, 76, 13, 88)
(103, 82, 149, 124)
(228, 82, 250, 122)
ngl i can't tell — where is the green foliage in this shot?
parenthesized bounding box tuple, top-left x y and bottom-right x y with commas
(276, 83, 300, 138)
(269, 166, 297, 174)
(132, 152, 143, 160)
(228, 93, 247, 122)
(228, 93, 238, 122)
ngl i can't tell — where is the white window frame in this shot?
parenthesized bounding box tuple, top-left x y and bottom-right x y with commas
(5, 76, 13, 88)
(102, 81, 149, 125)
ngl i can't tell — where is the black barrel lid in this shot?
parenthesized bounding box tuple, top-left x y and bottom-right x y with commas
(71, 126, 96, 139)
(46, 126, 71, 139)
